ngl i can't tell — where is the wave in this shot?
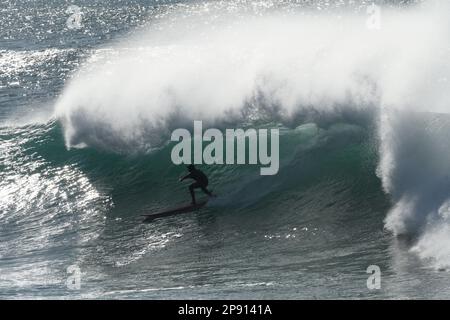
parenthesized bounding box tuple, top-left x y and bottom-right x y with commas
(0, 118, 382, 268)
(25, 0, 450, 269)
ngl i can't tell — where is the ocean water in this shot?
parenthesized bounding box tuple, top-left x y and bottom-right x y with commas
(2, 0, 450, 299)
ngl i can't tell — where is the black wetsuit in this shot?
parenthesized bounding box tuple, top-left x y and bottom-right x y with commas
(181, 168, 212, 204)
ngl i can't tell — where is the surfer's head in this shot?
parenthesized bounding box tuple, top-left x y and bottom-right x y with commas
(187, 164, 195, 172)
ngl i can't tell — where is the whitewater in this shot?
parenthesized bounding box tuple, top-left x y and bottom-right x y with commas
(1, 0, 450, 298)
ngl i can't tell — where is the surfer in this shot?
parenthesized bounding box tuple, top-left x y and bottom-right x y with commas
(179, 164, 214, 205)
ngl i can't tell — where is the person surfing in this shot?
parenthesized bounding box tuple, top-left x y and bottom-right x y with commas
(179, 164, 215, 205)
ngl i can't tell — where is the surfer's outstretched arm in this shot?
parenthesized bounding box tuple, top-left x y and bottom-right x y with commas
(179, 173, 192, 182)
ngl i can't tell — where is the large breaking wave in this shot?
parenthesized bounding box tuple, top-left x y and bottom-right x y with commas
(52, 0, 450, 268)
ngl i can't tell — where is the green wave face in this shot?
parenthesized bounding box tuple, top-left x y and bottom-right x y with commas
(0, 115, 385, 219)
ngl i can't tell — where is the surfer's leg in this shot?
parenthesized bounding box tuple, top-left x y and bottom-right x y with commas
(189, 183, 199, 205)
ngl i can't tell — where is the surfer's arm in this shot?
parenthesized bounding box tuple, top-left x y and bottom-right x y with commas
(179, 173, 192, 182)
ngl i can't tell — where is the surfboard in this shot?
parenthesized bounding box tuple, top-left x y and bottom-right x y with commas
(141, 200, 208, 223)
